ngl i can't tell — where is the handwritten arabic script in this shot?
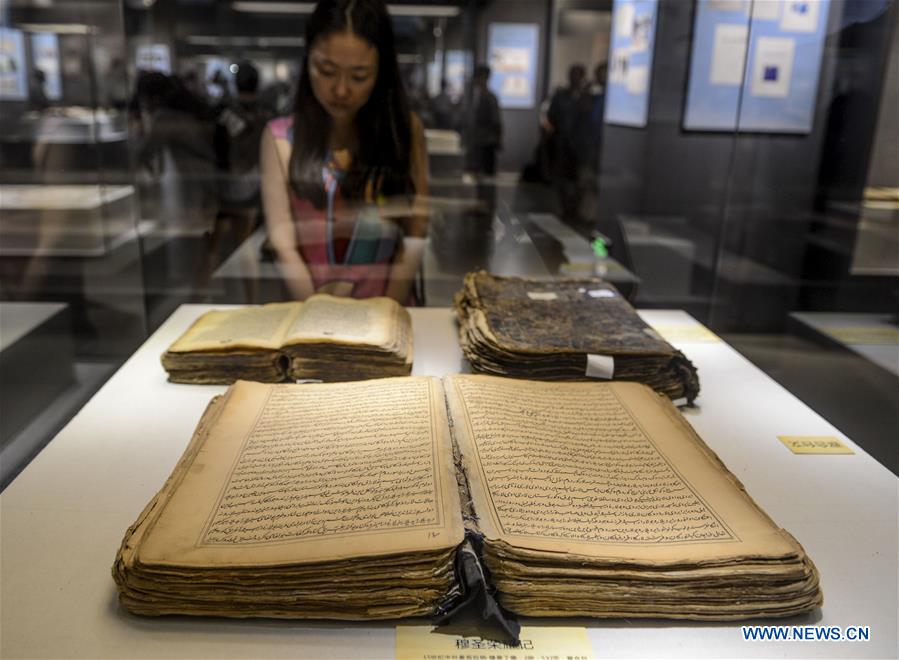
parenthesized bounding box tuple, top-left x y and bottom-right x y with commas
(202, 380, 439, 545)
(456, 378, 733, 545)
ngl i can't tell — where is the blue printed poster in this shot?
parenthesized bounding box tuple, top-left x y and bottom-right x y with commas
(605, 0, 659, 127)
(30, 32, 62, 101)
(487, 23, 540, 109)
(0, 27, 28, 101)
(684, 0, 831, 133)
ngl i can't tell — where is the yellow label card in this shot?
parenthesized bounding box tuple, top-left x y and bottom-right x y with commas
(396, 625, 594, 660)
(779, 436, 854, 455)
(650, 323, 721, 344)
(823, 326, 899, 345)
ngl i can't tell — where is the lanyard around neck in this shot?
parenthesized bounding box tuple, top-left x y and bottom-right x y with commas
(323, 157, 342, 265)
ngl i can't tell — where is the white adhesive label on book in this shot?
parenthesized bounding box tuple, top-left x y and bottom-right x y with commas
(588, 289, 616, 298)
(672, 397, 688, 407)
(527, 291, 558, 301)
(585, 354, 615, 379)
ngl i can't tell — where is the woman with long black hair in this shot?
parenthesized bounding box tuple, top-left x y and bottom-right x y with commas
(261, 0, 428, 302)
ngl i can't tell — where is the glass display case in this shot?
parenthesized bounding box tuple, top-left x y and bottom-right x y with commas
(1, 0, 896, 657)
(0, 0, 145, 488)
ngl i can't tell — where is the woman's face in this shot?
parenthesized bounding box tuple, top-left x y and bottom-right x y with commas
(308, 30, 379, 124)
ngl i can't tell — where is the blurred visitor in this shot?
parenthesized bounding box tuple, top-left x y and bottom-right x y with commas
(207, 69, 232, 106)
(28, 68, 49, 111)
(181, 70, 203, 100)
(405, 73, 433, 127)
(463, 64, 502, 177)
(260, 0, 428, 303)
(134, 71, 218, 232)
(579, 62, 608, 224)
(259, 79, 295, 117)
(106, 58, 129, 110)
(215, 60, 272, 217)
(547, 63, 592, 226)
(522, 96, 553, 184)
(429, 79, 457, 130)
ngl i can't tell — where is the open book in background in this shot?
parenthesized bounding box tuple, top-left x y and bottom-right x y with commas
(455, 271, 701, 404)
(161, 295, 413, 384)
(113, 376, 820, 622)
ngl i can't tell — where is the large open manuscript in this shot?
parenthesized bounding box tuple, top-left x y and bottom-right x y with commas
(114, 376, 820, 620)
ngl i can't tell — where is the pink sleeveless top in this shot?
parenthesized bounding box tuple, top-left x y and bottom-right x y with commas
(268, 116, 400, 300)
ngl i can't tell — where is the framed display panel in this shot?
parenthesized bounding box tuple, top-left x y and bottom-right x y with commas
(605, 0, 659, 128)
(0, 27, 28, 101)
(487, 23, 540, 109)
(135, 42, 171, 74)
(29, 32, 62, 101)
(683, 0, 831, 133)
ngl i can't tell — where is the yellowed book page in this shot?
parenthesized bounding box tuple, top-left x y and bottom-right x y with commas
(167, 303, 302, 352)
(444, 375, 799, 564)
(138, 378, 463, 567)
(281, 294, 402, 348)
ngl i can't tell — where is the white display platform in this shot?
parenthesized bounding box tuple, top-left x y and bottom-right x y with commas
(1, 306, 896, 659)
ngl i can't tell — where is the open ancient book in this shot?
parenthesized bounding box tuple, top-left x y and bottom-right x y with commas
(114, 376, 821, 621)
(161, 295, 412, 383)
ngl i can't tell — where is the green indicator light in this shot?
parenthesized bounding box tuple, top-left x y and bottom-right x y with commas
(592, 238, 608, 258)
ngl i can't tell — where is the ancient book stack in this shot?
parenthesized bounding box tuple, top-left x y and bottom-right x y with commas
(161, 294, 413, 384)
(113, 376, 821, 621)
(113, 378, 464, 618)
(454, 271, 701, 403)
(444, 376, 822, 620)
